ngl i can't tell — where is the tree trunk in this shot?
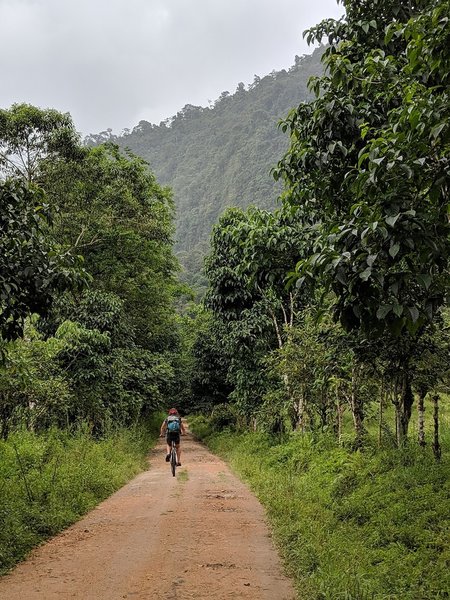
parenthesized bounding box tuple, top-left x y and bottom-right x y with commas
(296, 385, 305, 433)
(319, 387, 328, 431)
(391, 380, 402, 447)
(432, 394, 441, 461)
(336, 388, 343, 446)
(394, 401, 403, 447)
(0, 393, 12, 440)
(350, 365, 365, 447)
(270, 312, 283, 350)
(400, 371, 414, 439)
(378, 383, 384, 448)
(270, 310, 300, 431)
(417, 392, 426, 448)
(392, 371, 413, 447)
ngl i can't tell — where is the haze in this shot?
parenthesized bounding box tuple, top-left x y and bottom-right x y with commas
(0, 0, 343, 136)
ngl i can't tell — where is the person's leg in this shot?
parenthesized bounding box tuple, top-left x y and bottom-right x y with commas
(165, 437, 171, 461)
(175, 442, 181, 465)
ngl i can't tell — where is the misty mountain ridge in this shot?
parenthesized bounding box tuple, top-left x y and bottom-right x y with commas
(85, 47, 324, 291)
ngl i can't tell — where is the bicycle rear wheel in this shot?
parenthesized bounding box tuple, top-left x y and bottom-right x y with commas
(170, 444, 177, 477)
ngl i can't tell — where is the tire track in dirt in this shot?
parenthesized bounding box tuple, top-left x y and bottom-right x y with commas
(0, 430, 295, 599)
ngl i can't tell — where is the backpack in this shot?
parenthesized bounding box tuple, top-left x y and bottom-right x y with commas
(167, 415, 181, 433)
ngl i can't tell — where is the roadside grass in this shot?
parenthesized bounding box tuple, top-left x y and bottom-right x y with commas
(0, 415, 161, 574)
(189, 413, 450, 600)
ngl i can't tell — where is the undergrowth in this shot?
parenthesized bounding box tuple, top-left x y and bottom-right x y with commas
(190, 416, 450, 600)
(0, 415, 161, 574)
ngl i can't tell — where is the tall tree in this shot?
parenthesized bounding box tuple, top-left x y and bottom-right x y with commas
(205, 206, 310, 421)
(38, 143, 180, 429)
(43, 143, 178, 350)
(275, 0, 450, 441)
(0, 103, 82, 183)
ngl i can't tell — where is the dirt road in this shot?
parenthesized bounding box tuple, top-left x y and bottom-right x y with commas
(0, 431, 295, 599)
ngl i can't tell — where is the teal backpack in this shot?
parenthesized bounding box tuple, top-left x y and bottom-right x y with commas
(167, 415, 181, 433)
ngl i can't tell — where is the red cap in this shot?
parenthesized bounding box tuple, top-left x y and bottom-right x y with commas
(168, 408, 178, 415)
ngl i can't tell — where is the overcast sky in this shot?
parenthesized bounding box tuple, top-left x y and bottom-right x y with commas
(0, 0, 343, 136)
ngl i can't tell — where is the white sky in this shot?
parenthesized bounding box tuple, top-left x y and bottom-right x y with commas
(0, 0, 344, 136)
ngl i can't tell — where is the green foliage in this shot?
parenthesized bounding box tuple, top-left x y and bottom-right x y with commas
(0, 179, 85, 343)
(0, 420, 160, 573)
(0, 319, 70, 438)
(0, 105, 88, 346)
(44, 143, 178, 350)
(205, 206, 307, 320)
(0, 104, 182, 438)
(192, 424, 450, 599)
(204, 205, 313, 421)
(209, 403, 238, 430)
(169, 306, 232, 413)
(196, 0, 450, 440)
(0, 103, 82, 183)
(276, 0, 450, 338)
(265, 307, 354, 431)
(187, 414, 214, 441)
(190, 317, 232, 412)
(52, 317, 174, 431)
(412, 310, 450, 396)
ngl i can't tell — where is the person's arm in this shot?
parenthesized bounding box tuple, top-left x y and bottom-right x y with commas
(160, 420, 167, 436)
(180, 420, 186, 435)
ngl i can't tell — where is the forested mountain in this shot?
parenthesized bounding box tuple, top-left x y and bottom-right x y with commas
(85, 48, 324, 290)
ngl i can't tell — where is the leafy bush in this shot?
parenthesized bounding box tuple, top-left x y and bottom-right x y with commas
(187, 414, 214, 440)
(210, 403, 237, 430)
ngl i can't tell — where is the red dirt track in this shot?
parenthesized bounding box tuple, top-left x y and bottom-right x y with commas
(0, 430, 295, 599)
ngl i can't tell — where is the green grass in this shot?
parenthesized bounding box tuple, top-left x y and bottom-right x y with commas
(190, 416, 450, 600)
(0, 415, 161, 574)
(177, 470, 189, 483)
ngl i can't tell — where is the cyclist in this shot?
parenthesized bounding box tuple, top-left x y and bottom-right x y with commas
(160, 408, 186, 466)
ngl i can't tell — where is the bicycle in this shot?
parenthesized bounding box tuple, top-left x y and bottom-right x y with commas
(169, 439, 178, 477)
